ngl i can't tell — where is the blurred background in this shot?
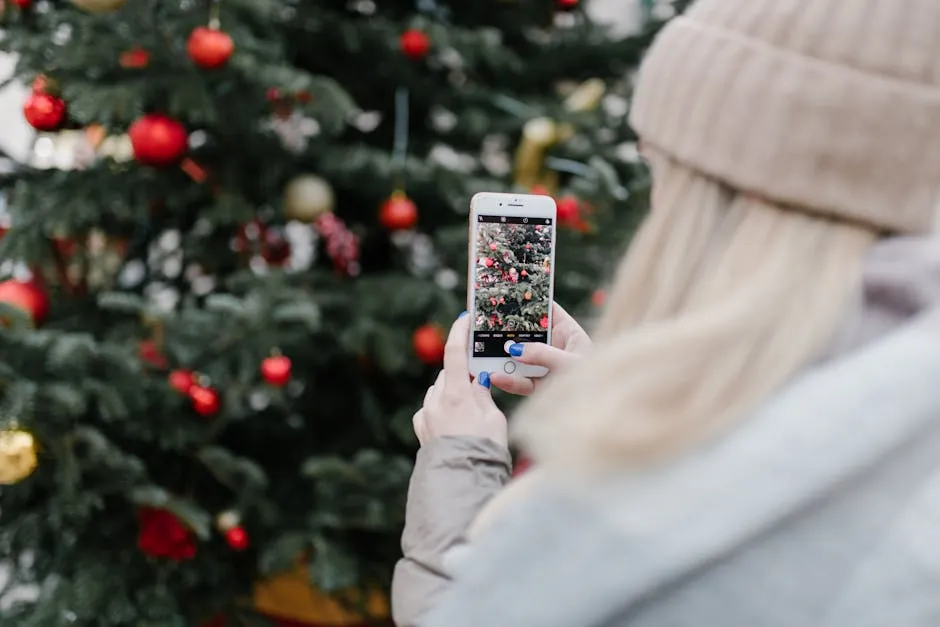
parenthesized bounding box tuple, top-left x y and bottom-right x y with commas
(0, 1, 684, 625)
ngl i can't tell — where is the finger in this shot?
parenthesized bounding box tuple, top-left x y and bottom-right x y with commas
(442, 313, 471, 388)
(412, 409, 427, 445)
(551, 301, 578, 327)
(424, 371, 444, 406)
(489, 371, 537, 396)
(506, 341, 577, 371)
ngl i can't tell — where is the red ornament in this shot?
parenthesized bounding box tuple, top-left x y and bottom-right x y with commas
(489, 243, 497, 251)
(23, 92, 66, 131)
(557, 0, 579, 8)
(400, 29, 431, 60)
(224, 526, 250, 551)
(483, 257, 494, 268)
(540, 315, 549, 329)
(413, 324, 445, 365)
(120, 47, 151, 69)
(556, 196, 581, 226)
(531, 185, 551, 196)
(379, 193, 418, 231)
(168, 369, 195, 395)
(0, 280, 49, 326)
(139, 339, 168, 369)
(520, 269, 528, 276)
(261, 355, 291, 386)
(187, 26, 235, 69)
(10, 0, 30, 8)
(315, 213, 360, 275)
(189, 385, 220, 417)
(129, 114, 188, 167)
(137, 507, 196, 561)
(592, 289, 606, 307)
(525, 243, 531, 250)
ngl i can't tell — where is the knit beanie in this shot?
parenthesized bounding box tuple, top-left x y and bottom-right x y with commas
(629, 0, 940, 235)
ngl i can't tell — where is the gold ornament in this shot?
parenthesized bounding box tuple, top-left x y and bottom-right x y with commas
(216, 510, 241, 532)
(70, 0, 126, 12)
(512, 78, 607, 192)
(283, 174, 335, 222)
(0, 429, 38, 485)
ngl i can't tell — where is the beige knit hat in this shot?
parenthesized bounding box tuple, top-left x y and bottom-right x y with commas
(629, 0, 940, 235)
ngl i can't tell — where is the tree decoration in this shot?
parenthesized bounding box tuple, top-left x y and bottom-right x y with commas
(129, 113, 188, 167)
(513, 78, 606, 192)
(187, 27, 234, 69)
(119, 47, 150, 69)
(315, 212, 360, 275)
(224, 526, 250, 551)
(189, 383, 220, 417)
(260, 353, 291, 386)
(0, 280, 49, 326)
(412, 324, 445, 365)
(137, 507, 196, 561)
(556, 0, 579, 9)
(168, 369, 195, 395)
(0, 428, 39, 485)
(592, 289, 606, 307)
(10, 0, 31, 9)
(379, 192, 418, 231)
(71, 0, 126, 13)
(400, 29, 431, 60)
(139, 339, 168, 369)
(283, 174, 334, 222)
(23, 92, 66, 131)
(216, 510, 240, 531)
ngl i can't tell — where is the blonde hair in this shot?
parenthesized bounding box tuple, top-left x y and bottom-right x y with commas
(512, 149, 878, 472)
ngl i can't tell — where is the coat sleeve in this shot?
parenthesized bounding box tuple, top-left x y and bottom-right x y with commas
(391, 435, 512, 627)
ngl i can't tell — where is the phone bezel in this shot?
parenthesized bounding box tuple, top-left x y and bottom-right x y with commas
(467, 192, 557, 379)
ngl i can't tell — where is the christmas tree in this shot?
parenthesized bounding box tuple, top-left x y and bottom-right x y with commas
(0, 0, 683, 625)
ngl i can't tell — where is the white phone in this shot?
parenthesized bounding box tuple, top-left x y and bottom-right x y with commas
(467, 192, 558, 379)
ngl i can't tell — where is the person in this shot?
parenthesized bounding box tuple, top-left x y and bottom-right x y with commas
(393, 0, 940, 625)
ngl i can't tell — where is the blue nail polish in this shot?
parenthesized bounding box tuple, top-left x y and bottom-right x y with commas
(508, 343, 524, 357)
(458, 310, 468, 319)
(478, 371, 491, 389)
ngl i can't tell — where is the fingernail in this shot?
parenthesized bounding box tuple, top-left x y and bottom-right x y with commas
(458, 311, 468, 319)
(478, 371, 491, 389)
(508, 343, 523, 357)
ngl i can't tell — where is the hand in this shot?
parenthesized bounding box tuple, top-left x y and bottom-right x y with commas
(412, 313, 508, 448)
(490, 301, 591, 396)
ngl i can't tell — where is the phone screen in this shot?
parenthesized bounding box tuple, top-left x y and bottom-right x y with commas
(472, 213, 554, 357)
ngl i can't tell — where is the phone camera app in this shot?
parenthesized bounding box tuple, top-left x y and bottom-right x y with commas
(472, 215, 553, 357)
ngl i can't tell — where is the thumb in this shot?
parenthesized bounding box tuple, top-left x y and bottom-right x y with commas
(507, 342, 576, 371)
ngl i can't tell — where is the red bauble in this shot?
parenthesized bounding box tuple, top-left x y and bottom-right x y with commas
(139, 339, 168, 369)
(23, 92, 66, 131)
(557, 0, 579, 8)
(189, 385, 220, 417)
(483, 257, 494, 268)
(137, 507, 196, 561)
(187, 26, 235, 70)
(168, 369, 195, 395)
(488, 243, 497, 251)
(120, 47, 151, 69)
(224, 526, 250, 551)
(10, 0, 31, 8)
(379, 194, 418, 231)
(540, 315, 549, 329)
(0, 280, 49, 326)
(129, 114, 188, 167)
(556, 196, 581, 226)
(400, 29, 430, 60)
(520, 269, 527, 276)
(531, 185, 551, 196)
(260, 355, 291, 387)
(413, 324, 445, 365)
(592, 289, 606, 307)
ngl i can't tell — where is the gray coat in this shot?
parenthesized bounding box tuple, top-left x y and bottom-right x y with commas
(393, 236, 940, 627)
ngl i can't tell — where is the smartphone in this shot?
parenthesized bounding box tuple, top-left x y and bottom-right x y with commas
(467, 192, 557, 379)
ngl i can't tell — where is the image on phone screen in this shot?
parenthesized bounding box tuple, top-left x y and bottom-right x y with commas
(472, 214, 553, 357)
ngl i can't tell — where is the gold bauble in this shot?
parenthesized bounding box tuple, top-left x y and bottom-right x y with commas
(283, 175, 335, 222)
(0, 429, 38, 485)
(71, 0, 126, 12)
